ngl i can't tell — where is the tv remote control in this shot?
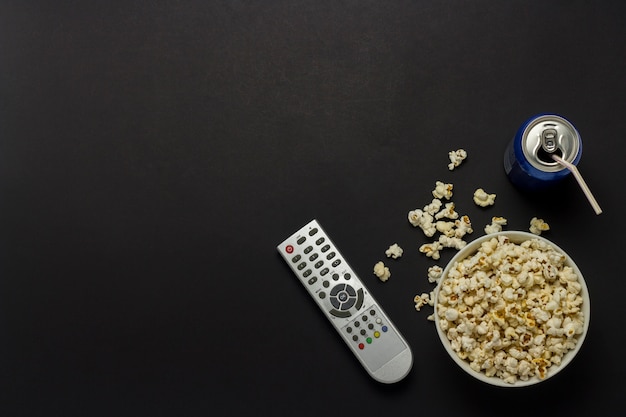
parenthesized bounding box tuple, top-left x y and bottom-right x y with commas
(277, 219, 413, 383)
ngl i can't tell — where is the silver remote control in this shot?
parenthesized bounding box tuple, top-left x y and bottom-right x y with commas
(277, 219, 413, 383)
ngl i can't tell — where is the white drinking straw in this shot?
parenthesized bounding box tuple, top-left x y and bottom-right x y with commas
(552, 154, 602, 215)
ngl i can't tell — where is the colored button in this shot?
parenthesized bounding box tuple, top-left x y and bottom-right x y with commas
(374, 331, 380, 338)
(286, 245, 294, 254)
(366, 337, 372, 344)
(382, 325, 388, 332)
(358, 343, 364, 350)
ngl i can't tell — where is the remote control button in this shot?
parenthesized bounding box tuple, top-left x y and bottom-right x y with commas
(332, 273, 339, 280)
(297, 237, 306, 245)
(344, 273, 351, 280)
(297, 262, 306, 270)
(355, 289, 364, 310)
(353, 335, 358, 341)
(285, 245, 294, 254)
(308, 277, 317, 285)
(303, 269, 312, 277)
(315, 237, 325, 245)
(346, 327, 352, 333)
(309, 228, 319, 236)
(323, 281, 330, 288)
(320, 244, 330, 252)
(319, 292, 326, 299)
(329, 308, 351, 318)
(309, 253, 318, 261)
(362, 315, 368, 321)
(382, 325, 388, 332)
(376, 318, 382, 324)
(368, 324, 374, 330)
(332, 259, 342, 267)
(374, 331, 380, 338)
(366, 337, 372, 344)
(330, 296, 341, 309)
(320, 268, 329, 276)
(346, 286, 356, 297)
(326, 251, 336, 260)
(330, 284, 346, 297)
(354, 321, 360, 327)
(358, 343, 364, 350)
(314, 261, 324, 269)
(370, 309, 376, 316)
(360, 329, 366, 336)
(304, 246, 313, 254)
(291, 254, 301, 263)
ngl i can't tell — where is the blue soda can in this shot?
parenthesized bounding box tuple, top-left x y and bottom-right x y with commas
(504, 114, 582, 190)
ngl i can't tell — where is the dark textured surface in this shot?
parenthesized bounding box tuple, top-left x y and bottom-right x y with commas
(1, 1, 624, 415)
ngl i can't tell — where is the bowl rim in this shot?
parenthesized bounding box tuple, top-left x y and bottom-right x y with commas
(433, 230, 591, 387)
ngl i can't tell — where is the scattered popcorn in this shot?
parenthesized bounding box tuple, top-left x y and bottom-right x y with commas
(473, 188, 496, 207)
(373, 261, 391, 282)
(436, 236, 585, 384)
(484, 216, 508, 235)
(414, 292, 431, 311)
(385, 243, 404, 259)
(428, 265, 443, 283)
(419, 241, 443, 260)
(423, 198, 443, 215)
(454, 215, 473, 238)
(408, 209, 437, 237)
(448, 149, 468, 170)
(432, 181, 454, 200)
(438, 234, 467, 250)
(435, 221, 456, 237)
(529, 217, 550, 235)
(435, 202, 459, 220)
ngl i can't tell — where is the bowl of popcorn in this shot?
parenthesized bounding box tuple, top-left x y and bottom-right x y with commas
(433, 231, 590, 387)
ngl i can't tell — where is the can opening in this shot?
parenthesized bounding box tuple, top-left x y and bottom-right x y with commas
(537, 146, 563, 165)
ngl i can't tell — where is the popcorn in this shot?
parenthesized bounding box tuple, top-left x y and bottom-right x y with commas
(436, 237, 584, 384)
(385, 243, 404, 259)
(432, 181, 454, 200)
(435, 202, 459, 220)
(529, 217, 550, 235)
(428, 265, 443, 283)
(484, 216, 507, 235)
(454, 215, 473, 238)
(414, 293, 431, 311)
(408, 209, 437, 237)
(435, 221, 456, 237)
(473, 188, 496, 207)
(423, 198, 443, 215)
(438, 234, 467, 250)
(448, 149, 468, 170)
(419, 241, 443, 260)
(373, 261, 391, 282)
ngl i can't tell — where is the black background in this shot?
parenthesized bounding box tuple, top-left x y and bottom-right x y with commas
(1, 1, 625, 416)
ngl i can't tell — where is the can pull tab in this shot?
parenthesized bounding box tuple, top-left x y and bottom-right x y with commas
(541, 128, 558, 153)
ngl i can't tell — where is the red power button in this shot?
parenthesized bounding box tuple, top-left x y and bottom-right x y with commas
(285, 245, 294, 254)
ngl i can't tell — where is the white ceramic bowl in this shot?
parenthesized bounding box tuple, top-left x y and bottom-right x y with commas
(434, 231, 590, 387)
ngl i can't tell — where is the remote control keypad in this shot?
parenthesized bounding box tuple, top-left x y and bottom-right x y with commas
(290, 226, 361, 317)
